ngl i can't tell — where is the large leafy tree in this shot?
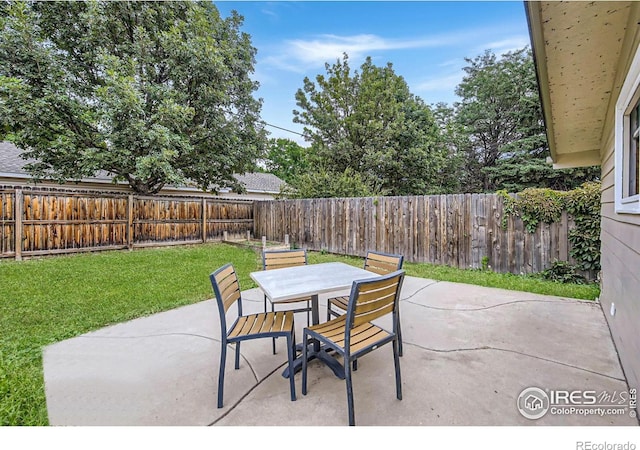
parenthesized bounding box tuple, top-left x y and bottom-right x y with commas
(263, 138, 309, 184)
(454, 47, 598, 192)
(293, 54, 447, 196)
(283, 166, 378, 199)
(0, 1, 265, 194)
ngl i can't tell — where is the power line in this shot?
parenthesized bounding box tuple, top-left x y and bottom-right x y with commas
(261, 121, 305, 137)
(225, 107, 306, 137)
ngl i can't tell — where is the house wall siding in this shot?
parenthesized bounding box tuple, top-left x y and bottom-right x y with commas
(600, 26, 640, 393)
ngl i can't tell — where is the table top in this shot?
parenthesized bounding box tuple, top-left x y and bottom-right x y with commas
(250, 262, 379, 303)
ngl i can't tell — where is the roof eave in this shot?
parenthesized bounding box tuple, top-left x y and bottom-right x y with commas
(525, 1, 558, 164)
(549, 150, 601, 169)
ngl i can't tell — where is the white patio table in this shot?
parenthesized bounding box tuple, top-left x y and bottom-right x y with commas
(250, 261, 379, 379)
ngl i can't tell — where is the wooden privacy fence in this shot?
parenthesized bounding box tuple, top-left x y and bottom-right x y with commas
(0, 187, 254, 259)
(254, 194, 580, 275)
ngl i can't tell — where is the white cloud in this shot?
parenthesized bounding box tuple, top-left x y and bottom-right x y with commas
(264, 29, 485, 72)
(438, 58, 463, 68)
(476, 35, 531, 56)
(260, 8, 279, 19)
(416, 73, 463, 92)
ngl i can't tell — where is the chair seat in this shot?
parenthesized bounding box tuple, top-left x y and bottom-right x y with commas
(229, 311, 294, 339)
(327, 295, 349, 311)
(307, 316, 392, 356)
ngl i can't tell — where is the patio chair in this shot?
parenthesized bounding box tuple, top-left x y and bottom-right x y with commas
(326, 251, 405, 356)
(262, 249, 313, 354)
(302, 269, 405, 426)
(210, 263, 296, 408)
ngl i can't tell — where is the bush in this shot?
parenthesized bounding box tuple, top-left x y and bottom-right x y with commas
(498, 181, 601, 274)
(541, 260, 587, 284)
(282, 166, 380, 198)
(565, 182, 601, 272)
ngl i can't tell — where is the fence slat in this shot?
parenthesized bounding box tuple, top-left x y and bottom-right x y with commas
(14, 189, 23, 260)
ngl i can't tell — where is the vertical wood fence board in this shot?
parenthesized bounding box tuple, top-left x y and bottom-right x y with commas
(478, 194, 487, 269)
(464, 194, 472, 269)
(559, 210, 569, 261)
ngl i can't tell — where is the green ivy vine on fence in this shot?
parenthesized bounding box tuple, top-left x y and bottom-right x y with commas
(497, 181, 601, 273)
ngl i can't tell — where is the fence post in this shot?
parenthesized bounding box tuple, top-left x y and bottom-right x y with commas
(247, 229, 251, 241)
(127, 194, 134, 250)
(201, 197, 207, 243)
(14, 188, 22, 260)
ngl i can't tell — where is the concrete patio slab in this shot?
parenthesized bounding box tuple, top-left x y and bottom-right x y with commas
(42, 276, 638, 426)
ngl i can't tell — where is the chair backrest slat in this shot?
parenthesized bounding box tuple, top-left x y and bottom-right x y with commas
(358, 280, 395, 303)
(364, 251, 403, 275)
(353, 303, 395, 327)
(263, 249, 307, 270)
(347, 270, 405, 330)
(217, 271, 238, 297)
(354, 288, 398, 313)
(210, 263, 243, 319)
(222, 289, 241, 313)
(216, 264, 236, 283)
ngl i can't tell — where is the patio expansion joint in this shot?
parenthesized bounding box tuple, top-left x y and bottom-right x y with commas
(405, 342, 627, 383)
(208, 359, 289, 426)
(79, 332, 218, 342)
(399, 280, 441, 302)
(403, 298, 597, 311)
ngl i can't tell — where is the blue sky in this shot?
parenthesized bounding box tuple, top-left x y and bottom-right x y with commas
(214, 1, 531, 144)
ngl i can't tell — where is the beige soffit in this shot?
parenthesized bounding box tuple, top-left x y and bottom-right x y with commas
(526, 1, 632, 169)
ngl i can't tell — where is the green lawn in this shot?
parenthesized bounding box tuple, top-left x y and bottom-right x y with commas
(308, 252, 600, 300)
(0, 243, 599, 425)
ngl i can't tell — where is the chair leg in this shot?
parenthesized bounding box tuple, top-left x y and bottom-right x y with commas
(397, 309, 404, 357)
(393, 338, 402, 401)
(286, 333, 296, 401)
(271, 301, 277, 355)
(217, 342, 227, 408)
(353, 359, 358, 371)
(345, 356, 355, 426)
(301, 331, 309, 395)
(234, 341, 241, 370)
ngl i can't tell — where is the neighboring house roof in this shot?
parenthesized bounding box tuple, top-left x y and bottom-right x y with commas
(233, 172, 285, 194)
(526, 1, 633, 168)
(0, 141, 112, 182)
(0, 140, 36, 176)
(0, 141, 285, 194)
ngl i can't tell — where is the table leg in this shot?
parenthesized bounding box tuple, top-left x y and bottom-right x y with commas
(282, 294, 346, 380)
(311, 294, 320, 351)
